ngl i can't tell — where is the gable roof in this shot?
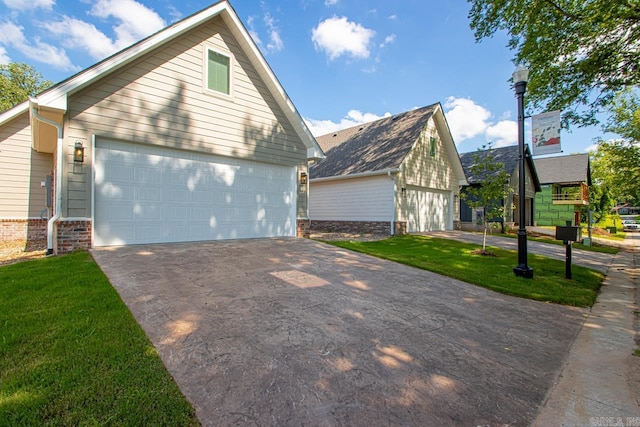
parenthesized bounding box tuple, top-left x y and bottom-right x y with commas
(533, 153, 591, 185)
(0, 0, 323, 159)
(459, 145, 541, 191)
(311, 104, 443, 179)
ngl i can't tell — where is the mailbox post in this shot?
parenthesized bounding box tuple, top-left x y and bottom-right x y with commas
(555, 221, 581, 279)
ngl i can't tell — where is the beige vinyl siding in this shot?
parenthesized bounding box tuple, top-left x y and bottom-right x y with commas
(0, 113, 53, 218)
(67, 17, 305, 163)
(309, 175, 394, 221)
(64, 16, 307, 218)
(397, 116, 460, 223)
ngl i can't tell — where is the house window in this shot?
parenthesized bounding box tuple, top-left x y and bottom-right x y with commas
(429, 136, 437, 157)
(206, 48, 230, 95)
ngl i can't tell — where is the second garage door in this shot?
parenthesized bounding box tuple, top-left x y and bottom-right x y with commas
(403, 187, 451, 232)
(94, 140, 296, 246)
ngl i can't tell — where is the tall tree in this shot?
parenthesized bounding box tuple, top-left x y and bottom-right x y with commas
(591, 140, 640, 206)
(468, 0, 640, 127)
(0, 62, 52, 113)
(591, 90, 640, 207)
(461, 144, 512, 253)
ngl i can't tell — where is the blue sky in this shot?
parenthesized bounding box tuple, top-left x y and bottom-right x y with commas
(0, 0, 604, 154)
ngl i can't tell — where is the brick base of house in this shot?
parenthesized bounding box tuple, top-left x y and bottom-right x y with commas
(297, 219, 311, 238)
(54, 219, 92, 254)
(1, 218, 48, 242)
(310, 220, 407, 236)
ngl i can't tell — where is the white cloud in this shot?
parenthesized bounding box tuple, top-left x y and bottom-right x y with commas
(305, 109, 391, 137)
(263, 12, 283, 52)
(89, 0, 165, 49)
(2, 0, 53, 10)
(324, 0, 339, 5)
(312, 16, 375, 60)
(444, 96, 517, 147)
(485, 120, 517, 147)
(247, 16, 263, 46)
(444, 97, 492, 142)
(0, 21, 78, 71)
(41, 17, 117, 60)
(380, 34, 396, 48)
(584, 143, 598, 153)
(39, 0, 166, 63)
(388, 14, 398, 20)
(0, 46, 9, 64)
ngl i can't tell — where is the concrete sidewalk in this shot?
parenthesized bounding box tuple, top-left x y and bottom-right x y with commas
(532, 233, 640, 426)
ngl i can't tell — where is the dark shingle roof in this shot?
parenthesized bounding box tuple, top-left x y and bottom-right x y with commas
(310, 104, 438, 179)
(533, 153, 591, 185)
(459, 146, 520, 184)
(459, 145, 541, 191)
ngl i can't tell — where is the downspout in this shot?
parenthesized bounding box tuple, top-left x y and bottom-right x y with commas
(31, 106, 63, 255)
(387, 170, 396, 235)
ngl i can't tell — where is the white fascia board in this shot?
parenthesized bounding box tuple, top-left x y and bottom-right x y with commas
(222, 7, 324, 158)
(307, 146, 325, 160)
(310, 168, 400, 183)
(0, 101, 29, 126)
(35, 2, 229, 110)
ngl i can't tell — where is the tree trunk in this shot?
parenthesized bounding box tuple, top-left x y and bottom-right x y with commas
(482, 220, 488, 252)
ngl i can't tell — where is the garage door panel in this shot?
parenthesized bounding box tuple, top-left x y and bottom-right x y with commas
(405, 187, 451, 232)
(95, 140, 295, 246)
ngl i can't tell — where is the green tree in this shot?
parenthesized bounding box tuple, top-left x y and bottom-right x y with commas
(592, 141, 640, 206)
(468, 0, 640, 127)
(591, 90, 640, 207)
(0, 62, 52, 113)
(461, 144, 512, 253)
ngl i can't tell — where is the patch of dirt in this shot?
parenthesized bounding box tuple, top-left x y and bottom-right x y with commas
(0, 240, 48, 266)
(471, 249, 498, 256)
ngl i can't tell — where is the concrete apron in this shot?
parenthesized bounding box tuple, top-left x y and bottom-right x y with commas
(532, 238, 640, 426)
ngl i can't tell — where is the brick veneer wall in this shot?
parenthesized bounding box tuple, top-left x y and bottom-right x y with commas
(311, 220, 407, 235)
(54, 219, 91, 254)
(297, 219, 311, 238)
(1, 219, 48, 241)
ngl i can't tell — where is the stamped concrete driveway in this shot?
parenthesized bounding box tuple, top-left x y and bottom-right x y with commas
(92, 238, 586, 426)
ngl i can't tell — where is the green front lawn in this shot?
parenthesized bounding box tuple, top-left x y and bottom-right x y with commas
(323, 235, 604, 307)
(0, 252, 199, 426)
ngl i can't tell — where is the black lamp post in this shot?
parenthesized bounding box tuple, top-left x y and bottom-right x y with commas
(512, 65, 534, 279)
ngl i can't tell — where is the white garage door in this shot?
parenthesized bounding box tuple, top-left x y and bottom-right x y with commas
(94, 140, 296, 246)
(404, 187, 451, 232)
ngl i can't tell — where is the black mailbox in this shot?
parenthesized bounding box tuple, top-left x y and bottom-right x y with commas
(555, 225, 581, 242)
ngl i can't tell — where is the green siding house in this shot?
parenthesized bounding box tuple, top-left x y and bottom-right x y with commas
(533, 154, 591, 226)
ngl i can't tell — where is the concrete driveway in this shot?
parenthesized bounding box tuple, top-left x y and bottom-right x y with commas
(92, 238, 586, 426)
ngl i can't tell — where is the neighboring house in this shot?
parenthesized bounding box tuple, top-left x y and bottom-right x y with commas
(533, 153, 591, 226)
(309, 103, 467, 235)
(459, 145, 541, 229)
(0, 1, 323, 254)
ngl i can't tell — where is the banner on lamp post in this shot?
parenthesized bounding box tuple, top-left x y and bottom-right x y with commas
(532, 110, 562, 156)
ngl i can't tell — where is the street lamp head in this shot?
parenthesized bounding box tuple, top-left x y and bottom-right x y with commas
(512, 64, 529, 84)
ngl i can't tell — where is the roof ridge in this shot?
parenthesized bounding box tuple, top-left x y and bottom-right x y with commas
(317, 103, 439, 139)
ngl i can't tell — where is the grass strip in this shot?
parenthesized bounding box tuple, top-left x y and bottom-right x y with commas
(0, 251, 199, 426)
(323, 235, 604, 307)
(497, 233, 619, 254)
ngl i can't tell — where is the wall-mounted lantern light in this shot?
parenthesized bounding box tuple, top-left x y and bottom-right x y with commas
(73, 142, 85, 163)
(300, 172, 308, 185)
